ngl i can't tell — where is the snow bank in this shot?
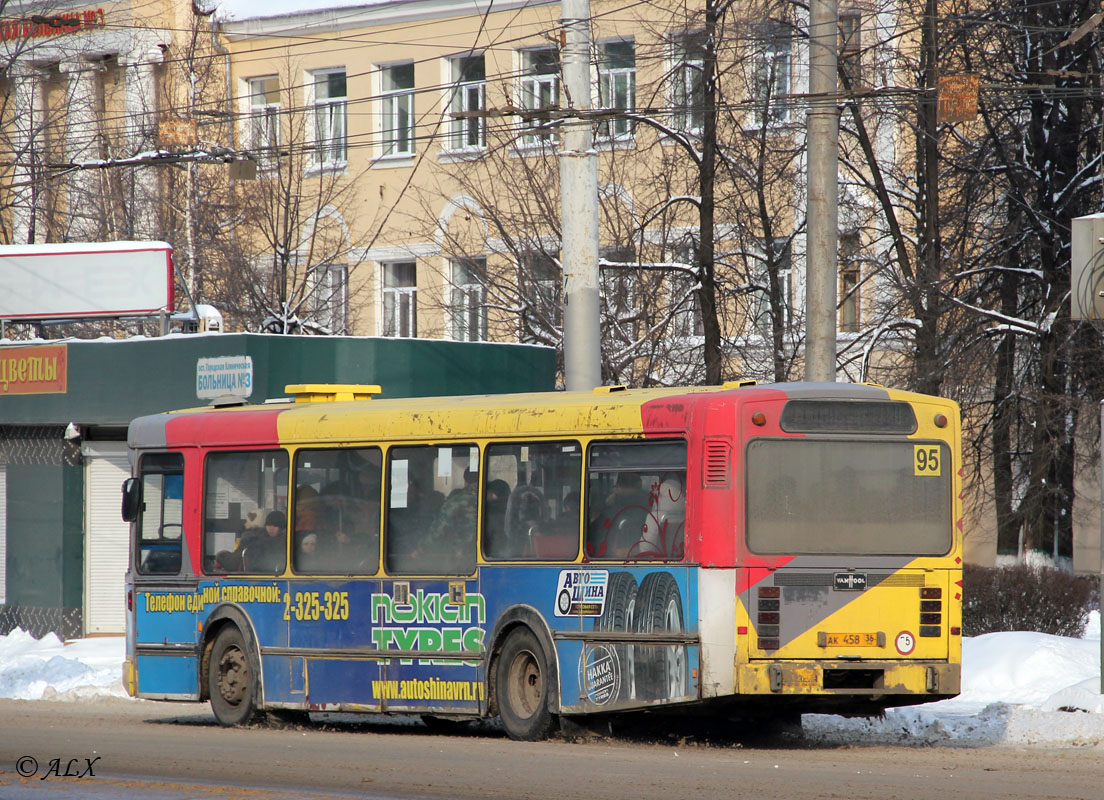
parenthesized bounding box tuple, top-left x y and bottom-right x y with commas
(805, 622, 1104, 746)
(0, 629, 126, 701)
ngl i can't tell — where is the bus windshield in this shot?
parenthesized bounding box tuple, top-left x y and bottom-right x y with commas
(745, 438, 952, 556)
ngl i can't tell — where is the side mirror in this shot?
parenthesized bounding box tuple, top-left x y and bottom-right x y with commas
(121, 478, 142, 522)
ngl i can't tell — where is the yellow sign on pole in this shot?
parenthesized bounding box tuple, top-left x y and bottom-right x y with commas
(159, 117, 197, 147)
(937, 75, 979, 124)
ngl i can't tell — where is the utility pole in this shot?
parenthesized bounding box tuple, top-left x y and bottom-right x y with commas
(560, 0, 602, 391)
(804, 0, 840, 382)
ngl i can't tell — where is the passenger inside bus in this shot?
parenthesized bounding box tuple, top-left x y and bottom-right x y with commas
(423, 467, 478, 571)
(482, 479, 511, 556)
(240, 510, 286, 573)
(215, 507, 269, 571)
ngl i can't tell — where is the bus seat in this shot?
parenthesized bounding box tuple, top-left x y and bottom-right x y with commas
(611, 506, 648, 558)
(531, 533, 577, 559)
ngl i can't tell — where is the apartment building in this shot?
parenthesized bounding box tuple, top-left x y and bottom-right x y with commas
(215, 0, 861, 384)
(0, 1, 210, 245)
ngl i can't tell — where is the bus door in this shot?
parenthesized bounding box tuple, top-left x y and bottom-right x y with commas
(742, 437, 955, 664)
(198, 450, 292, 704)
(284, 447, 383, 709)
(130, 452, 201, 699)
(375, 444, 485, 715)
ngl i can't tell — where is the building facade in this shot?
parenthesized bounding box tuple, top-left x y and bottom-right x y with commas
(4, 1, 1098, 575)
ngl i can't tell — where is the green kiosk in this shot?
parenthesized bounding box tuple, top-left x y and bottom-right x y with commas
(0, 334, 555, 639)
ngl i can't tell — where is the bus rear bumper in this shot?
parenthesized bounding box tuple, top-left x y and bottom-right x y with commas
(737, 660, 960, 700)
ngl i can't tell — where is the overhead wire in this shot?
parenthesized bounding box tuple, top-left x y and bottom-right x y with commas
(3, 0, 1102, 169)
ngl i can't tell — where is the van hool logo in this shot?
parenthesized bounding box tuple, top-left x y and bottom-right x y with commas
(554, 570, 609, 617)
(579, 643, 620, 706)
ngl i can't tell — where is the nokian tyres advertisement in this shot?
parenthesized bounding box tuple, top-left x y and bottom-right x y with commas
(134, 567, 697, 715)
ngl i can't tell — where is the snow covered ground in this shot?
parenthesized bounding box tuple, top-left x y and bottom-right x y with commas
(805, 611, 1103, 746)
(1, 613, 1100, 747)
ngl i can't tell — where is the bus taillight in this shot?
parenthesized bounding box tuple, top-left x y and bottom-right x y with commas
(127, 589, 133, 612)
(919, 586, 942, 637)
(757, 585, 781, 648)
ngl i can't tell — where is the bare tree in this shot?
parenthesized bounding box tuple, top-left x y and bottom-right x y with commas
(219, 56, 379, 334)
(403, 0, 808, 387)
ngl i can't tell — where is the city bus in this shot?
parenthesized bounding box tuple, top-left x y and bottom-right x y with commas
(122, 381, 962, 740)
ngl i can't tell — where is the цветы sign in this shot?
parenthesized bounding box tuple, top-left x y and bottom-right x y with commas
(0, 344, 67, 395)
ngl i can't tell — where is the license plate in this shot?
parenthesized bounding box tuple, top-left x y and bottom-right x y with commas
(820, 632, 880, 647)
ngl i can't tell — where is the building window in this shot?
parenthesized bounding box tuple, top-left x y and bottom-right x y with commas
(382, 261, 417, 337)
(750, 238, 792, 338)
(381, 62, 415, 156)
(519, 48, 559, 145)
(839, 232, 861, 333)
(311, 69, 347, 165)
(248, 76, 280, 160)
(672, 31, 706, 134)
(752, 23, 792, 127)
(451, 256, 487, 341)
(599, 40, 635, 140)
(310, 264, 348, 333)
(839, 13, 862, 90)
(520, 250, 561, 337)
(669, 241, 703, 338)
(450, 54, 485, 150)
(600, 246, 639, 339)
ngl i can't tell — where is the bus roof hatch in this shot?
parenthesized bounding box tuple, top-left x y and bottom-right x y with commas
(284, 384, 382, 403)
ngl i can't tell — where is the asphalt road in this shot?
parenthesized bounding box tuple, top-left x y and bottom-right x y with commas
(1, 698, 1103, 799)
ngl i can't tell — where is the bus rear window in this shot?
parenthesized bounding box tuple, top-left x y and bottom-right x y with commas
(745, 439, 952, 555)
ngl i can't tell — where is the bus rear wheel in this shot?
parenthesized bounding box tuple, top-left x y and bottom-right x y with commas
(497, 628, 555, 741)
(634, 572, 688, 701)
(209, 626, 260, 726)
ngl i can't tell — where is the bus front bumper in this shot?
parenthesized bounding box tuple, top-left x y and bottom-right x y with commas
(122, 656, 137, 698)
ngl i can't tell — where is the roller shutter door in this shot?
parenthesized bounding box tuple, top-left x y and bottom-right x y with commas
(0, 455, 6, 605)
(83, 442, 130, 634)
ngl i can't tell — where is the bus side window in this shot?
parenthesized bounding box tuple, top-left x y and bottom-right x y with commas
(385, 444, 478, 575)
(585, 440, 687, 561)
(135, 453, 185, 575)
(292, 447, 382, 575)
(202, 450, 290, 575)
(482, 441, 582, 561)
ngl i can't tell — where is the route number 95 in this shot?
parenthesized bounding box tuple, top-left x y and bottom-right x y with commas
(913, 445, 941, 476)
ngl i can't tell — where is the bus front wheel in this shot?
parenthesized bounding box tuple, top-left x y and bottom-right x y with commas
(496, 628, 555, 741)
(208, 626, 260, 726)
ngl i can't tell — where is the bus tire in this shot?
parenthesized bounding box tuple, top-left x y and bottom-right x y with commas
(208, 626, 260, 726)
(497, 627, 555, 741)
(597, 572, 638, 702)
(634, 572, 688, 701)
